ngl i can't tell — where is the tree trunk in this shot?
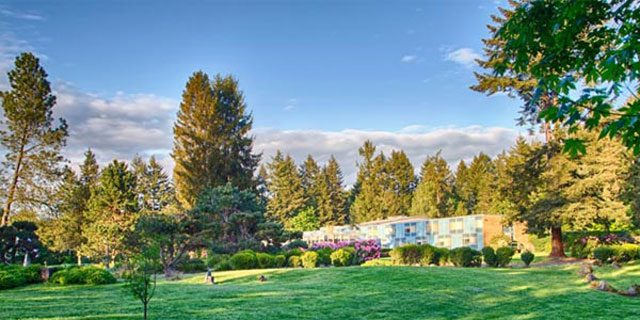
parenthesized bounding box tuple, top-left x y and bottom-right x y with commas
(549, 226, 566, 258)
(1, 135, 28, 226)
(23, 252, 31, 267)
(143, 303, 148, 320)
(77, 252, 82, 266)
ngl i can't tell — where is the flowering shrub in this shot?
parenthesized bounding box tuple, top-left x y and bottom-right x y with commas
(310, 241, 351, 251)
(354, 240, 381, 263)
(570, 233, 636, 259)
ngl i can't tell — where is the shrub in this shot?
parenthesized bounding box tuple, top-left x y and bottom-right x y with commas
(611, 244, 640, 262)
(206, 254, 230, 268)
(354, 239, 382, 263)
(361, 259, 394, 267)
(285, 248, 303, 259)
(315, 248, 333, 266)
(390, 244, 421, 265)
(449, 247, 482, 267)
(229, 252, 258, 270)
(49, 266, 115, 286)
(214, 260, 232, 271)
(521, 250, 535, 267)
(274, 255, 286, 268)
(256, 253, 275, 269)
(330, 248, 354, 267)
(301, 251, 318, 269)
(177, 258, 207, 273)
(482, 247, 498, 267)
(0, 264, 42, 290)
(496, 247, 515, 267)
(434, 247, 449, 266)
(288, 255, 302, 268)
(418, 244, 437, 266)
(593, 246, 615, 264)
(528, 234, 551, 253)
(570, 237, 598, 259)
(310, 241, 351, 251)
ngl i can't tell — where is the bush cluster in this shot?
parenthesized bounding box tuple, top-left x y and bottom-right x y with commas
(592, 244, 640, 264)
(496, 247, 515, 267)
(390, 244, 449, 266)
(49, 266, 116, 286)
(482, 247, 498, 267)
(0, 265, 43, 290)
(449, 247, 482, 267)
(226, 250, 298, 270)
(520, 250, 535, 267)
(176, 258, 208, 273)
(330, 248, 354, 267)
(301, 251, 318, 269)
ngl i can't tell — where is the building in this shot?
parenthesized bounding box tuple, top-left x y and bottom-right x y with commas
(303, 214, 523, 250)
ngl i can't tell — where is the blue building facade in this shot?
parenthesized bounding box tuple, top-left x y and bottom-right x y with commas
(303, 214, 512, 250)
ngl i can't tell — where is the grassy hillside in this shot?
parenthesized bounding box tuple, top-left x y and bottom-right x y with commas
(1, 262, 638, 319)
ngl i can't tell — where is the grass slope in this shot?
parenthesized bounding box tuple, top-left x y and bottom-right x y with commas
(1, 262, 638, 320)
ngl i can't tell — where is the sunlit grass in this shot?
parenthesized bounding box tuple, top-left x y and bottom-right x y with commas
(1, 262, 638, 319)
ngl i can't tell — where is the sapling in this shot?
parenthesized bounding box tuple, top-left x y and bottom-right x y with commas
(125, 248, 159, 320)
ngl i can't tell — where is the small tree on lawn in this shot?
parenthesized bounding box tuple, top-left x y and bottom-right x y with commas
(125, 249, 159, 320)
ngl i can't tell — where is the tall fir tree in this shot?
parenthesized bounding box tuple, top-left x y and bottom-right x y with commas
(410, 152, 453, 217)
(453, 160, 472, 215)
(316, 156, 348, 225)
(300, 155, 321, 209)
(385, 150, 416, 216)
(351, 151, 389, 222)
(466, 153, 497, 214)
(83, 160, 138, 267)
(0, 53, 68, 225)
(172, 72, 259, 208)
(265, 151, 306, 226)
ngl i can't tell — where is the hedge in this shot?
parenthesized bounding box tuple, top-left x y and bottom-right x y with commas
(330, 248, 353, 267)
(49, 266, 116, 286)
(301, 251, 318, 269)
(229, 252, 258, 270)
(496, 246, 515, 267)
(0, 265, 43, 290)
(449, 247, 482, 267)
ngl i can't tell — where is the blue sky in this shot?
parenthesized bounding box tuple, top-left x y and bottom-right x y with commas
(0, 0, 528, 184)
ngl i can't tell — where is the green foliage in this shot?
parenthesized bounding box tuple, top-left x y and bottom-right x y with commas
(361, 259, 394, 267)
(266, 152, 307, 224)
(330, 248, 354, 267)
(176, 259, 207, 273)
(611, 244, 640, 263)
(418, 244, 442, 266)
(173, 72, 259, 208)
(229, 251, 258, 270)
(215, 261, 233, 271)
(411, 152, 452, 217)
(256, 253, 275, 269)
(206, 254, 230, 268)
(124, 252, 158, 320)
(593, 246, 615, 264)
(448, 247, 482, 267)
(528, 234, 551, 253)
(0, 265, 42, 290)
(351, 141, 394, 222)
(286, 207, 319, 233)
(495, 247, 515, 267)
(274, 255, 286, 268)
(389, 244, 422, 265)
(520, 251, 535, 267)
(49, 266, 116, 286)
(482, 247, 498, 267)
(315, 156, 349, 225)
(285, 248, 303, 258)
(385, 150, 416, 217)
(0, 52, 68, 226)
(315, 248, 332, 266)
(300, 251, 318, 269)
(287, 255, 302, 268)
(489, 235, 512, 249)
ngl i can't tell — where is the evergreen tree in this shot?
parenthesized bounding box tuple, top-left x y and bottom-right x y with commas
(265, 152, 306, 225)
(410, 152, 453, 217)
(385, 150, 415, 216)
(0, 53, 68, 225)
(172, 72, 259, 208)
(316, 156, 348, 225)
(255, 164, 269, 204)
(351, 151, 388, 222)
(466, 153, 496, 214)
(453, 160, 472, 215)
(83, 160, 138, 267)
(300, 155, 321, 209)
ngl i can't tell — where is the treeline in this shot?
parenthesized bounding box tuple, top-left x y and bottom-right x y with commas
(262, 130, 640, 239)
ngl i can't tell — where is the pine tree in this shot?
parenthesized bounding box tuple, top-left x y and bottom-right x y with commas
(410, 152, 453, 217)
(300, 155, 321, 209)
(172, 72, 259, 208)
(265, 152, 306, 225)
(386, 150, 416, 216)
(453, 160, 472, 215)
(467, 153, 496, 214)
(0, 52, 68, 225)
(83, 160, 138, 267)
(316, 156, 348, 225)
(351, 151, 388, 222)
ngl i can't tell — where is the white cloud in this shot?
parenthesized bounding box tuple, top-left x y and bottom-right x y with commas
(254, 125, 526, 185)
(0, 9, 43, 21)
(283, 98, 298, 111)
(400, 55, 418, 63)
(445, 48, 482, 68)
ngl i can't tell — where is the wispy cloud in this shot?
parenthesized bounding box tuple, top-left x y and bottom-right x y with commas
(0, 9, 43, 21)
(283, 98, 298, 111)
(445, 48, 481, 68)
(400, 55, 418, 63)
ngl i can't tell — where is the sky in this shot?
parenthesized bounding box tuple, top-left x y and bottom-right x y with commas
(0, 0, 533, 185)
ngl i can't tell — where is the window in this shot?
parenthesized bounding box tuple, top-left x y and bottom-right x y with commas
(451, 219, 463, 234)
(404, 223, 416, 237)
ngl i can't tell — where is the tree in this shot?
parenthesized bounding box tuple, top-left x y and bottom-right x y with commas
(132, 155, 174, 212)
(466, 153, 497, 214)
(300, 155, 321, 209)
(286, 206, 320, 232)
(266, 152, 306, 225)
(624, 159, 640, 228)
(453, 160, 471, 215)
(385, 150, 416, 216)
(0, 221, 42, 266)
(316, 156, 348, 225)
(125, 249, 158, 320)
(484, 0, 640, 155)
(0, 52, 68, 226)
(351, 151, 389, 222)
(410, 152, 453, 217)
(83, 160, 138, 267)
(172, 72, 259, 208)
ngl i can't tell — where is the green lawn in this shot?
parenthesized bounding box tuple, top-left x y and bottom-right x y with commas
(1, 262, 638, 320)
